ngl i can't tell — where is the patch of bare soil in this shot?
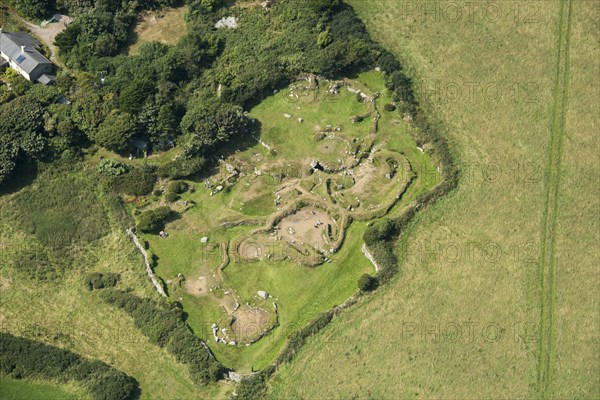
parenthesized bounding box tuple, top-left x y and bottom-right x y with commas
(230, 305, 270, 342)
(185, 267, 215, 297)
(278, 207, 334, 248)
(349, 160, 378, 193)
(21, 15, 70, 62)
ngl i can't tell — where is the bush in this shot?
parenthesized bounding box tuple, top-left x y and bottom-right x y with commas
(363, 218, 393, 246)
(111, 166, 157, 196)
(383, 103, 396, 112)
(100, 290, 224, 385)
(357, 273, 378, 292)
(156, 158, 205, 179)
(94, 111, 137, 152)
(97, 158, 128, 176)
(371, 241, 398, 283)
(137, 206, 171, 232)
(167, 180, 188, 194)
(0, 333, 138, 400)
(84, 272, 120, 291)
(164, 192, 179, 203)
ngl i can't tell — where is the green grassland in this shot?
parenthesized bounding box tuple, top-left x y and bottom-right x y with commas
(551, 1, 599, 396)
(0, 165, 226, 399)
(268, 0, 598, 399)
(0, 377, 88, 400)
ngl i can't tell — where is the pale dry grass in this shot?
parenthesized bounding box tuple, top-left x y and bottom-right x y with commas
(268, 1, 598, 398)
(128, 6, 188, 55)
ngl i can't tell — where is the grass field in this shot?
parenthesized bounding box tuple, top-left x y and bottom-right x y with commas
(0, 377, 88, 400)
(268, 0, 599, 398)
(128, 6, 188, 55)
(0, 166, 226, 400)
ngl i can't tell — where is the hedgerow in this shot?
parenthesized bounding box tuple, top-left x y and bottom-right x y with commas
(100, 290, 224, 385)
(0, 332, 139, 400)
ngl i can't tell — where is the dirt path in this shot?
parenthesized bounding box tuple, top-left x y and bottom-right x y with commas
(19, 14, 70, 64)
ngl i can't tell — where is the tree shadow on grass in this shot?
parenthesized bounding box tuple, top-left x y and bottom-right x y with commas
(192, 120, 263, 181)
(0, 162, 38, 196)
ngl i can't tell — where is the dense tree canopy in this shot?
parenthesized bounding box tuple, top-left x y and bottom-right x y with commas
(1, 0, 415, 186)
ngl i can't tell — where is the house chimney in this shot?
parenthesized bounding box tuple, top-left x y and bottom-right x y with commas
(21, 45, 26, 53)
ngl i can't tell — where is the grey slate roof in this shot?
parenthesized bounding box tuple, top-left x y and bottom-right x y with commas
(0, 31, 52, 75)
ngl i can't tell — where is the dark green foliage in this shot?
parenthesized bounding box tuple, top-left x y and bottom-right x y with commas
(385, 70, 415, 106)
(13, 0, 52, 20)
(383, 103, 396, 112)
(180, 100, 250, 157)
(94, 111, 137, 152)
(371, 241, 398, 283)
(167, 180, 188, 194)
(156, 157, 206, 179)
(137, 206, 171, 232)
(119, 79, 155, 114)
(84, 272, 120, 290)
(54, 3, 136, 68)
(357, 273, 378, 292)
(377, 49, 401, 73)
(164, 192, 179, 203)
(100, 290, 224, 385)
(97, 158, 128, 176)
(0, 332, 139, 400)
(0, 96, 45, 184)
(363, 218, 393, 246)
(236, 373, 269, 400)
(111, 166, 157, 196)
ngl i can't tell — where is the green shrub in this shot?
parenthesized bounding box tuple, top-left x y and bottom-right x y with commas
(137, 206, 171, 232)
(357, 273, 378, 292)
(111, 166, 157, 196)
(84, 272, 120, 291)
(236, 373, 269, 400)
(97, 158, 128, 176)
(100, 290, 224, 385)
(0, 333, 138, 400)
(153, 189, 163, 197)
(164, 192, 179, 203)
(167, 180, 188, 194)
(363, 218, 393, 246)
(371, 241, 398, 283)
(383, 103, 396, 112)
(156, 158, 205, 179)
